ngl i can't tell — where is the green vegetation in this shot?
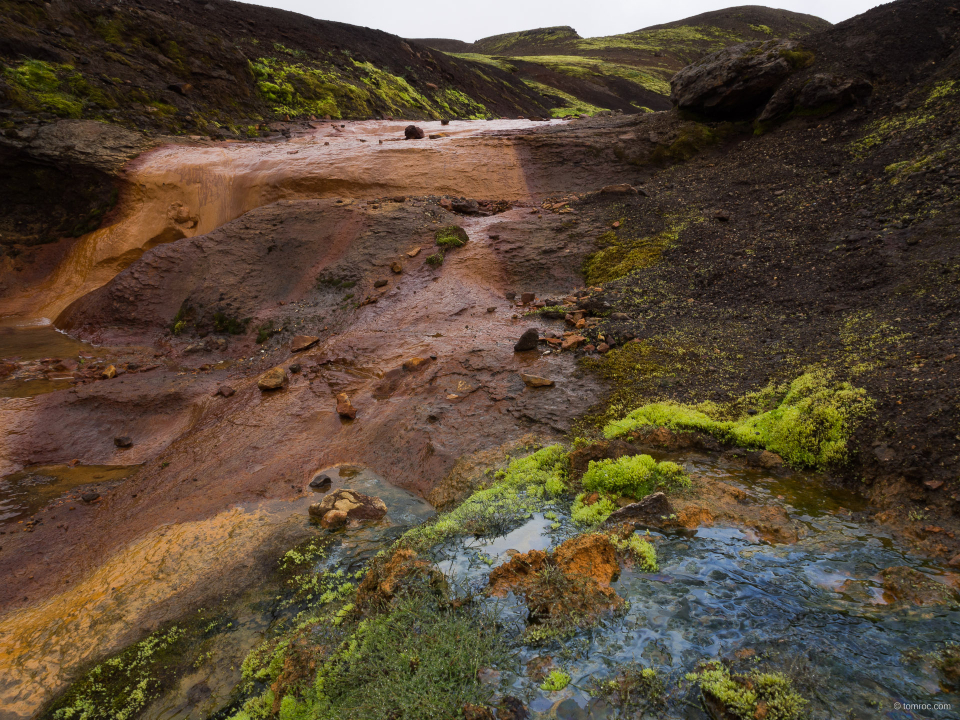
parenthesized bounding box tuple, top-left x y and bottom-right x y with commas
(512, 55, 672, 95)
(213, 312, 248, 335)
(608, 532, 659, 571)
(583, 212, 698, 285)
(572, 454, 688, 525)
(595, 665, 665, 714)
(401, 444, 568, 550)
(425, 251, 444, 267)
(44, 613, 231, 720)
(778, 47, 815, 71)
(2, 60, 94, 118)
(604, 370, 874, 469)
(687, 664, 807, 720)
(522, 79, 607, 117)
(650, 123, 721, 164)
(540, 669, 571, 691)
(250, 57, 354, 118)
(233, 593, 508, 720)
(434, 225, 468, 248)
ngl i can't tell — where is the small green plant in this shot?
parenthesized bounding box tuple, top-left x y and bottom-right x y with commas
(541, 669, 571, 691)
(572, 455, 689, 526)
(435, 226, 469, 248)
(687, 664, 807, 720)
(213, 312, 248, 335)
(425, 251, 445, 267)
(608, 533, 658, 571)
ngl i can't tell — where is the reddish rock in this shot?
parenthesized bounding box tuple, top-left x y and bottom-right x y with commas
(403, 357, 429, 371)
(336, 392, 357, 419)
(308, 488, 387, 529)
(404, 125, 425, 140)
(290, 335, 319, 352)
(101, 365, 117, 379)
(258, 366, 287, 391)
(520, 373, 554, 388)
(520, 292, 536, 304)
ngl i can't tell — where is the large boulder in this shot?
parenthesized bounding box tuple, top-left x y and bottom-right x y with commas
(759, 73, 872, 121)
(670, 39, 813, 119)
(404, 125, 425, 140)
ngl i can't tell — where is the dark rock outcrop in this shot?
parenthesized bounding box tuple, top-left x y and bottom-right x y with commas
(671, 39, 812, 118)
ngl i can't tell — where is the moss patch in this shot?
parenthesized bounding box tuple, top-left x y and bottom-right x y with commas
(687, 663, 807, 720)
(434, 225, 468, 248)
(401, 444, 568, 551)
(604, 369, 874, 469)
(572, 454, 689, 525)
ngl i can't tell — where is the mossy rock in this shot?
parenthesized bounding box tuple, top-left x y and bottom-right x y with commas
(435, 225, 468, 248)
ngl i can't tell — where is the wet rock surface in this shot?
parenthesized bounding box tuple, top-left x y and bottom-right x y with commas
(308, 488, 388, 529)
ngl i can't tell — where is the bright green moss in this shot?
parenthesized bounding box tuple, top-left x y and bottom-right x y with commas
(401, 445, 568, 550)
(583, 454, 688, 498)
(540, 669, 571, 691)
(2, 60, 86, 117)
(573, 454, 689, 526)
(571, 493, 617, 526)
(435, 225, 468, 248)
(425, 251, 444, 267)
(687, 664, 807, 720)
(522, 79, 607, 116)
(608, 533, 658, 571)
(583, 212, 697, 285)
(604, 370, 874, 469)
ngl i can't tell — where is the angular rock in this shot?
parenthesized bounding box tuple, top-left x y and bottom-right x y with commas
(514, 328, 539, 352)
(374, 279, 388, 288)
(561, 334, 586, 351)
(757, 450, 783, 469)
(309, 488, 387, 529)
(81, 492, 100, 503)
(390, 261, 403, 274)
(406, 247, 421, 257)
(404, 125, 425, 139)
(403, 357, 429, 371)
(309, 473, 332, 490)
(217, 385, 235, 397)
(451, 199, 480, 215)
(101, 365, 117, 379)
(520, 373, 554, 388)
(760, 73, 872, 121)
(520, 292, 536, 304)
(257, 366, 287, 391)
(290, 335, 319, 352)
(671, 39, 812, 118)
(336, 392, 357, 419)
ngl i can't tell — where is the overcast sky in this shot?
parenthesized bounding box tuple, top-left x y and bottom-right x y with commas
(237, 0, 888, 42)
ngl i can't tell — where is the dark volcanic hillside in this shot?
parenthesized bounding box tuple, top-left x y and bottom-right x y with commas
(413, 6, 831, 116)
(0, 0, 551, 137)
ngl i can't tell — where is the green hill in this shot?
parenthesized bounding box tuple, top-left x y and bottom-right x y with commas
(412, 5, 831, 117)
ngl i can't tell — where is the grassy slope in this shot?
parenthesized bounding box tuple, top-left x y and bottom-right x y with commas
(414, 6, 831, 116)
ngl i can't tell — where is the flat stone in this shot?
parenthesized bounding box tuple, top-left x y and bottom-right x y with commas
(290, 335, 319, 352)
(600, 183, 639, 195)
(258, 366, 287, 391)
(406, 247, 421, 257)
(81, 492, 100, 503)
(403, 357, 429, 371)
(603, 492, 673, 529)
(114, 436, 133, 448)
(374, 279, 388, 288)
(521, 374, 555, 388)
(216, 385, 235, 397)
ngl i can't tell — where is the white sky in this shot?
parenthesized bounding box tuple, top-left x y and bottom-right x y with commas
(237, 1, 888, 43)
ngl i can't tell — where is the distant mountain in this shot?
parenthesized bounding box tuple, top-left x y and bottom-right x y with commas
(412, 6, 831, 116)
